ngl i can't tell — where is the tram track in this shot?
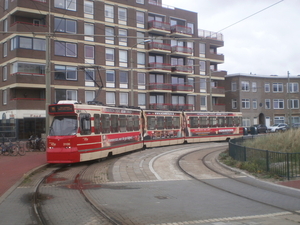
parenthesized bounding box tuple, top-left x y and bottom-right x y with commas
(177, 147, 300, 217)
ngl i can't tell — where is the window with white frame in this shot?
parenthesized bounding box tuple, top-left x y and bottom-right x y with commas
(3, 90, 7, 105)
(199, 61, 205, 74)
(273, 99, 284, 109)
(55, 89, 77, 102)
(85, 91, 95, 103)
(84, 45, 94, 60)
(84, 0, 93, 15)
(232, 99, 237, 109)
(199, 43, 205, 57)
(136, 11, 144, 27)
(200, 96, 206, 107)
(11, 36, 46, 51)
(4, 0, 8, 10)
(119, 29, 127, 46)
(274, 116, 285, 124)
(288, 83, 299, 93)
(84, 23, 94, 41)
(241, 81, 250, 91)
(119, 71, 128, 88)
(136, 0, 144, 4)
(188, 59, 194, 73)
(200, 78, 206, 92)
(187, 96, 195, 108)
(3, 19, 7, 32)
(105, 27, 114, 44)
(85, 69, 95, 86)
(187, 22, 194, 34)
(3, 42, 7, 57)
(188, 78, 194, 90)
(106, 92, 115, 105)
(54, 41, 77, 57)
(242, 118, 250, 127)
(118, 7, 127, 22)
(105, 5, 114, 21)
(12, 62, 45, 75)
(137, 52, 145, 67)
(252, 99, 257, 109)
(54, 65, 77, 80)
(252, 82, 257, 92)
(105, 48, 114, 65)
(288, 99, 299, 109)
(273, 83, 283, 92)
(231, 81, 237, 91)
(119, 50, 127, 67)
(54, 17, 76, 33)
(54, 0, 76, 11)
(138, 73, 145, 89)
(241, 99, 250, 109)
(138, 93, 146, 106)
(265, 99, 270, 109)
(2, 66, 7, 81)
(120, 93, 128, 106)
(264, 83, 270, 92)
(106, 70, 115, 88)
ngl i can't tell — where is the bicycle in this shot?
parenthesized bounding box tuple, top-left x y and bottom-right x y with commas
(15, 141, 26, 156)
(0, 138, 18, 156)
(26, 135, 46, 152)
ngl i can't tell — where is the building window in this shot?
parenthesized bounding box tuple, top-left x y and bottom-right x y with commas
(187, 23, 194, 34)
(252, 99, 257, 109)
(106, 92, 115, 105)
(105, 5, 114, 21)
(11, 36, 46, 51)
(120, 93, 128, 106)
(231, 82, 237, 91)
(54, 0, 76, 11)
(3, 19, 7, 32)
(3, 90, 7, 105)
(4, 0, 8, 10)
(84, 23, 94, 41)
(54, 65, 77, 80)
(2, 66, 7, 81)
(136, 0, 144, 4)
(118, 7, 127, 22)
(264, 83, 270, 92)
(273, 83, 283, 92)
(274, 116, 285, 124)
(84, 45, 94, 60)
(241, 81, 249, 91)
(12, 62, 45, 75)
(84, 0, 94, 15)
(54, 41, 77, 57)
(138, 93, 146, 106)
(288, 99, 299, 109)
(241, 99, 250, 109)
(265, 99, 270, 109)
(119, 50, 127, 66)
(85, 69, 95, 87)
(137, 52, 145, 67)
(138, 73, 145, 89)
(200, 78, 206, 92)
(199, 61, 205, 74)
(252, 82, 257, 92)
(55, 89, 77, 102)
(85, 91, 95, 103)
(3, 42, 7, 57)
(105, 48, 114, 65)
(242, 118, 250, 127)
(105, 27, 114, 44)
(54, 18, 76, 33)
(232, 99, 237, 109)
(106, 70, 115, 88)
(119, 29, 127, 46)
(187, 96, 195, 109)
(136, 11, 144, 27)
(119, 71, 128, 88)
(200, 96, 207, 108)
(288, 83, 299, 93)
(273, 99, 284, 109)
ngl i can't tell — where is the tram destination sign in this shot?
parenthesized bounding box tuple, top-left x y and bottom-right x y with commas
(49, 104, 75, 114)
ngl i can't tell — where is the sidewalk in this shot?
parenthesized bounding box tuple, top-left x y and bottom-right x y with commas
(0, 151, 47, 201)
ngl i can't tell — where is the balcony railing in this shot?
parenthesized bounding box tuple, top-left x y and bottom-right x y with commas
(149, 83, 172, 91)
(170, 104, 193, 111)
(149, 103, 170, 110)
(198, 29, 223, 41)
(149, 42, 171, 51)
(11, 21, 47, 27)
(172, 84, 193, 92)
(11, 98, 46, 110)
(148, 20, 170, 31)
(148, 62, 171, 71)
(171, 46, 193, 55)
(171, 25, 192, 35)
(171, 65, 193, 73)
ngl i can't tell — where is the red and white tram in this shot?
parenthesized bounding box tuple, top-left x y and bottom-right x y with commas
(47, 101, 243, 163)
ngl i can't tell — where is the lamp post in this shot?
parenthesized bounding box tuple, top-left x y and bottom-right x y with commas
(130, 39, 150, 106)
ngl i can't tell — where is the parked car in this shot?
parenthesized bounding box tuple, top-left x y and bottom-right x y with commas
(267, 123, 289, 132)
(252, 124, 268, 133)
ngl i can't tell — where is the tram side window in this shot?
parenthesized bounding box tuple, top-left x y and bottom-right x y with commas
(190, 117, 198, 128)
(234, 117, 241, 126)
(147, 116, 155, 130)
(227, 117, 233, 127)
(133, 116, 140, 131)
(157, 117, 164, 129)
(127, 116, 133, 131)
(173, 117, 180, 129)
(101, 114, 110, 133)
(80, 113, 91, 135)
(200, 117, 208, 128)
(209, 117, 217, 127)
(119, 115, 127, 132)
(94, 114, 100, 134)
(111, 115, 118, 132)
(218, 117, 225, 127)
(166, 117, 172, 129)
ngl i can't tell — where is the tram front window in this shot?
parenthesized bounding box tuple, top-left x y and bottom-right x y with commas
(49, 116, 77, 136)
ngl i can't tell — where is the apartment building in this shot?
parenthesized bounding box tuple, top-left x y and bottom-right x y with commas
(0, 0, 225, 139)
(225, 73, 300, 127)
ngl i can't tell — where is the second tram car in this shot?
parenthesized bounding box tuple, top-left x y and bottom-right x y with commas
(47, 101, 243, 163)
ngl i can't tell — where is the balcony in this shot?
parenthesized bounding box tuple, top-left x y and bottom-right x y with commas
(211, 86, 225, 96)
(149, 103, 170, 110)
(171, 65, 193, 75)
(148, 42, 171, 53)
(148, 62, 171, 73)
(149, 83, 172, 91)
(148, 20, 171, 35)
(207, 52, 224, 62)
(198, 29, 223, 41)
(172, 84, 193, 92)
(11, 98, 46, 110)
(10, 72, 45, 85)
(211, 104, 225, 112)
(170, 25, 192, 37)
(171, 46, 193, 56)
(170, 104, 193, 111)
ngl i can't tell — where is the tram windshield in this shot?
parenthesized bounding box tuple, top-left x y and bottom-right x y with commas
(49, 116, 77, 136)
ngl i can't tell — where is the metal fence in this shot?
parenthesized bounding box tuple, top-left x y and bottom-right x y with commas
(229, 136, 300, 180)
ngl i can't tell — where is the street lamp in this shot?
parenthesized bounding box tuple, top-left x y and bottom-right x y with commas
(130, 39, 151, 106)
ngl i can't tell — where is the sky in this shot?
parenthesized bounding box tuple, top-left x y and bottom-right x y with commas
(162, 0, 300, 76)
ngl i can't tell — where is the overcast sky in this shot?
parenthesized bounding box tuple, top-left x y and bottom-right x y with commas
(162, 0, 300, 76)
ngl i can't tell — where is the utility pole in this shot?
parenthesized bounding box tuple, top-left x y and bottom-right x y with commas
(287, 71, 292, 127)
(45, 0, 51, 137)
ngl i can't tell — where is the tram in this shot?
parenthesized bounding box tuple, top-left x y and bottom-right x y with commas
(47, 101, 243, 163)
